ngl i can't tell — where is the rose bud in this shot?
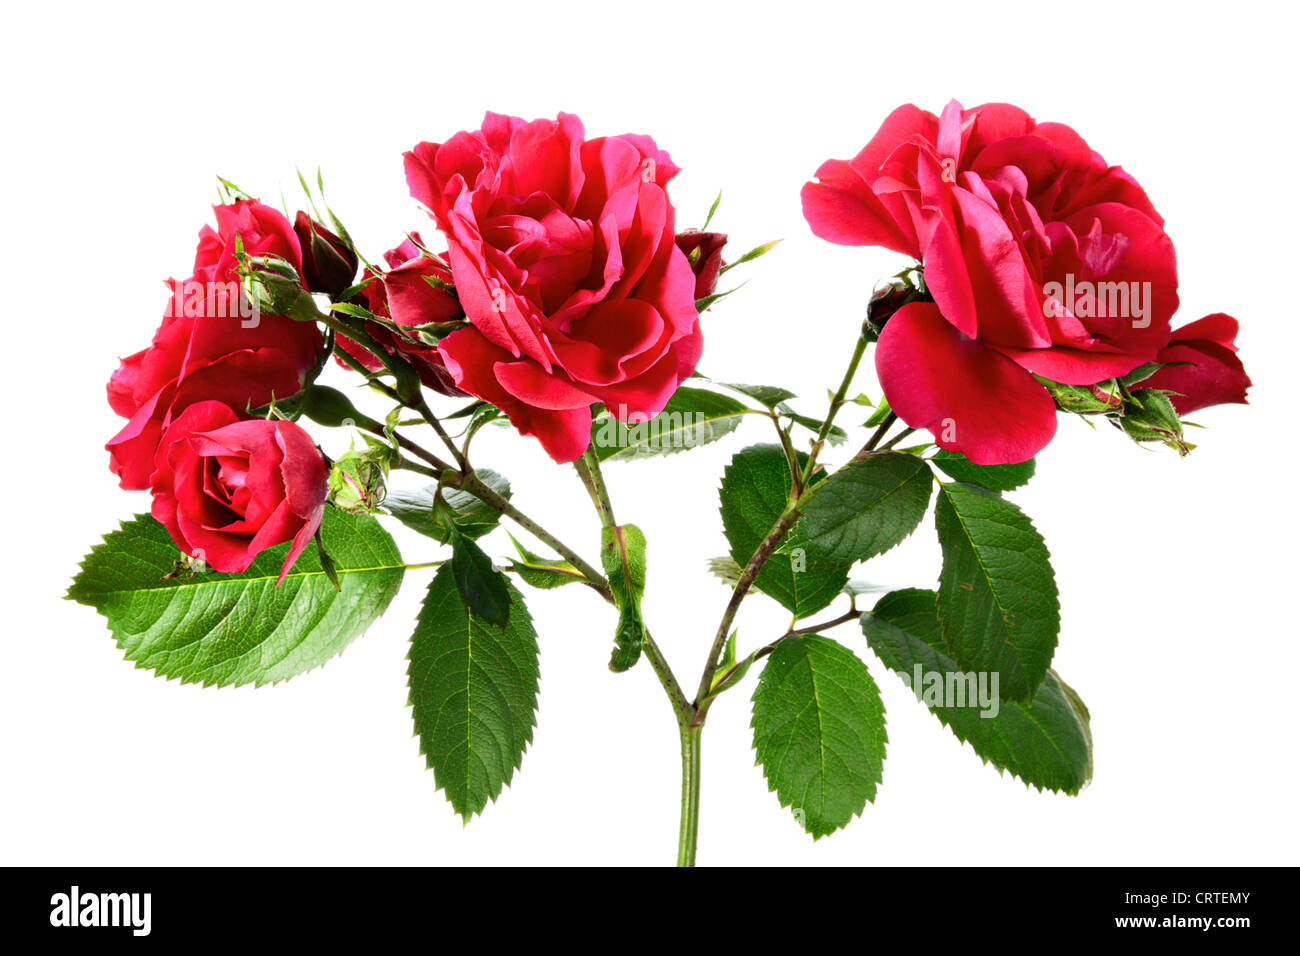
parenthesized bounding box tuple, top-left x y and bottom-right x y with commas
(328, 449, 387, 514)
(675, 230, 728, 300)
(334, 234, 467, 397)
(240, 254, 321, 322)
(294, 212, 359, 299)
(149, 401, 329, 582)
(1044, 380, 1122, 415)
(865, 278, 924, 338)
(1116, 388, 1192, 455)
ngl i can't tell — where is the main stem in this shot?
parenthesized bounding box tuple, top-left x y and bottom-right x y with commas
(677, 724, 702, 867)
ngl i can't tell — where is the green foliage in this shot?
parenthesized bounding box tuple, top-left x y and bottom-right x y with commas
(590, 387, 751, 461)
(68, 510, 404, 687)
(751, 635, 887, 837)
(788, 452, 932, 566)
(929, 450, 1036, 492)
(385, 470, 510, 543)
(408, 566, 540, 821)
(863, 589, 1091, 794)
(720, 444, 849, 617)
(934, 483, 1060, 702)
(507, 534, 585, 589)
(600, 524, 647, 672)
(449, 532, 510, 627)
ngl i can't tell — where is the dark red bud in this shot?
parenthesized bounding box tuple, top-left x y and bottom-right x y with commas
(294, 211, 359, 299)
(675, 230, 728, 300)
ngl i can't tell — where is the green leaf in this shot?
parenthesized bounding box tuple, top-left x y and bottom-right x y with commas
(777, 404, 848, 445)
(590, 386, 751, 461)
(385, 470, 510, 543)
(787, 452, 932, 566)
(449, 532, 510, 627)
(408, 565, 540, 821)
(68, 510, 404, 687)
(507, 533, 585, 589)
(702, 192, 721, 230)
(600, 524, 647, 672)
(751, 635, 887, 837)
(720, 239, 782, 274)
(720, 444, 849, 617)
(862, 589, 1091, 794)
(717, 382, 797, 407)
(934, 482, 1060, 702)
(695, 283, 744, 312)
(930, 450, 1036, 492)
(864, 397, 893, 428)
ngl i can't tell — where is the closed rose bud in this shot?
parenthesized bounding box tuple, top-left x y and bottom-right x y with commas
(294, 212, 359, 299)
(675, 230, 728, 300)
(240, 254, 320, 322)
(1116, 388, 1191, 455)
(328, 450, 387, 514)
(865, 279, 923, 338)
(1044, 380, 1122, 415)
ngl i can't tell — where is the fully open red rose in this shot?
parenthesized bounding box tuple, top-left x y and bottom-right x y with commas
(404, 112, 701, 462)
(150, 401, 328, 582)
(335, 234, 466, 396)
(106, 201, 325, 489)
(804, 100, 1180, 463)
(1144, 314, 1251, 415)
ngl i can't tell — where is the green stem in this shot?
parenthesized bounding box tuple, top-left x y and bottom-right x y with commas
(694, 503, 801, 715)
(571, 450, 693, 724)
(860, 412, 898, 454)
(677, 724, 702, 868)
(800, 330, 870, 489)
(574, 449, 617, 526)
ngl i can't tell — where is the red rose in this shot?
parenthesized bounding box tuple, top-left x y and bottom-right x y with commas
(194, 199, 302, 284)
(804, 100, 1180, 464)
(150, 401, 328, 582)
(335, 235, 466, 396)
(404, 112, 701, 462)
(1143, 314, 1251, 415)
(106, 202, 325, 489)
(675, 230, 728, 300)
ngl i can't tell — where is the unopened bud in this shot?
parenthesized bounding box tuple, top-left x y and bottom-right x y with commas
(295, 212, 359, 299)
(328, 451, 387, 514)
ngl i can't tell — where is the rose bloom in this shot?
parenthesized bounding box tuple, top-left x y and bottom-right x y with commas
(106, 200, 324, 488)
(804, 99, 1196, 464)
(404, 112, 701, 462)
(335, 234, 466, 396)
(150, 401, 328, 582)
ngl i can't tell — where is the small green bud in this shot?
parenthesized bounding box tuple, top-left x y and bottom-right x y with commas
(239, 255, 321, 322)
(1117, 388, 1193, 455)
(328, 450, 388, 513)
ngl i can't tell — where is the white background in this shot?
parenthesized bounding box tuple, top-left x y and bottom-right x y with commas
(2, 0, 1297, 866)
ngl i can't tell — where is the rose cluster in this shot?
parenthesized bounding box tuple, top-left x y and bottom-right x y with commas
(107, 113, 723, 577)
(105, 200, 333, 580)
(803, 99, 1250, 464)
